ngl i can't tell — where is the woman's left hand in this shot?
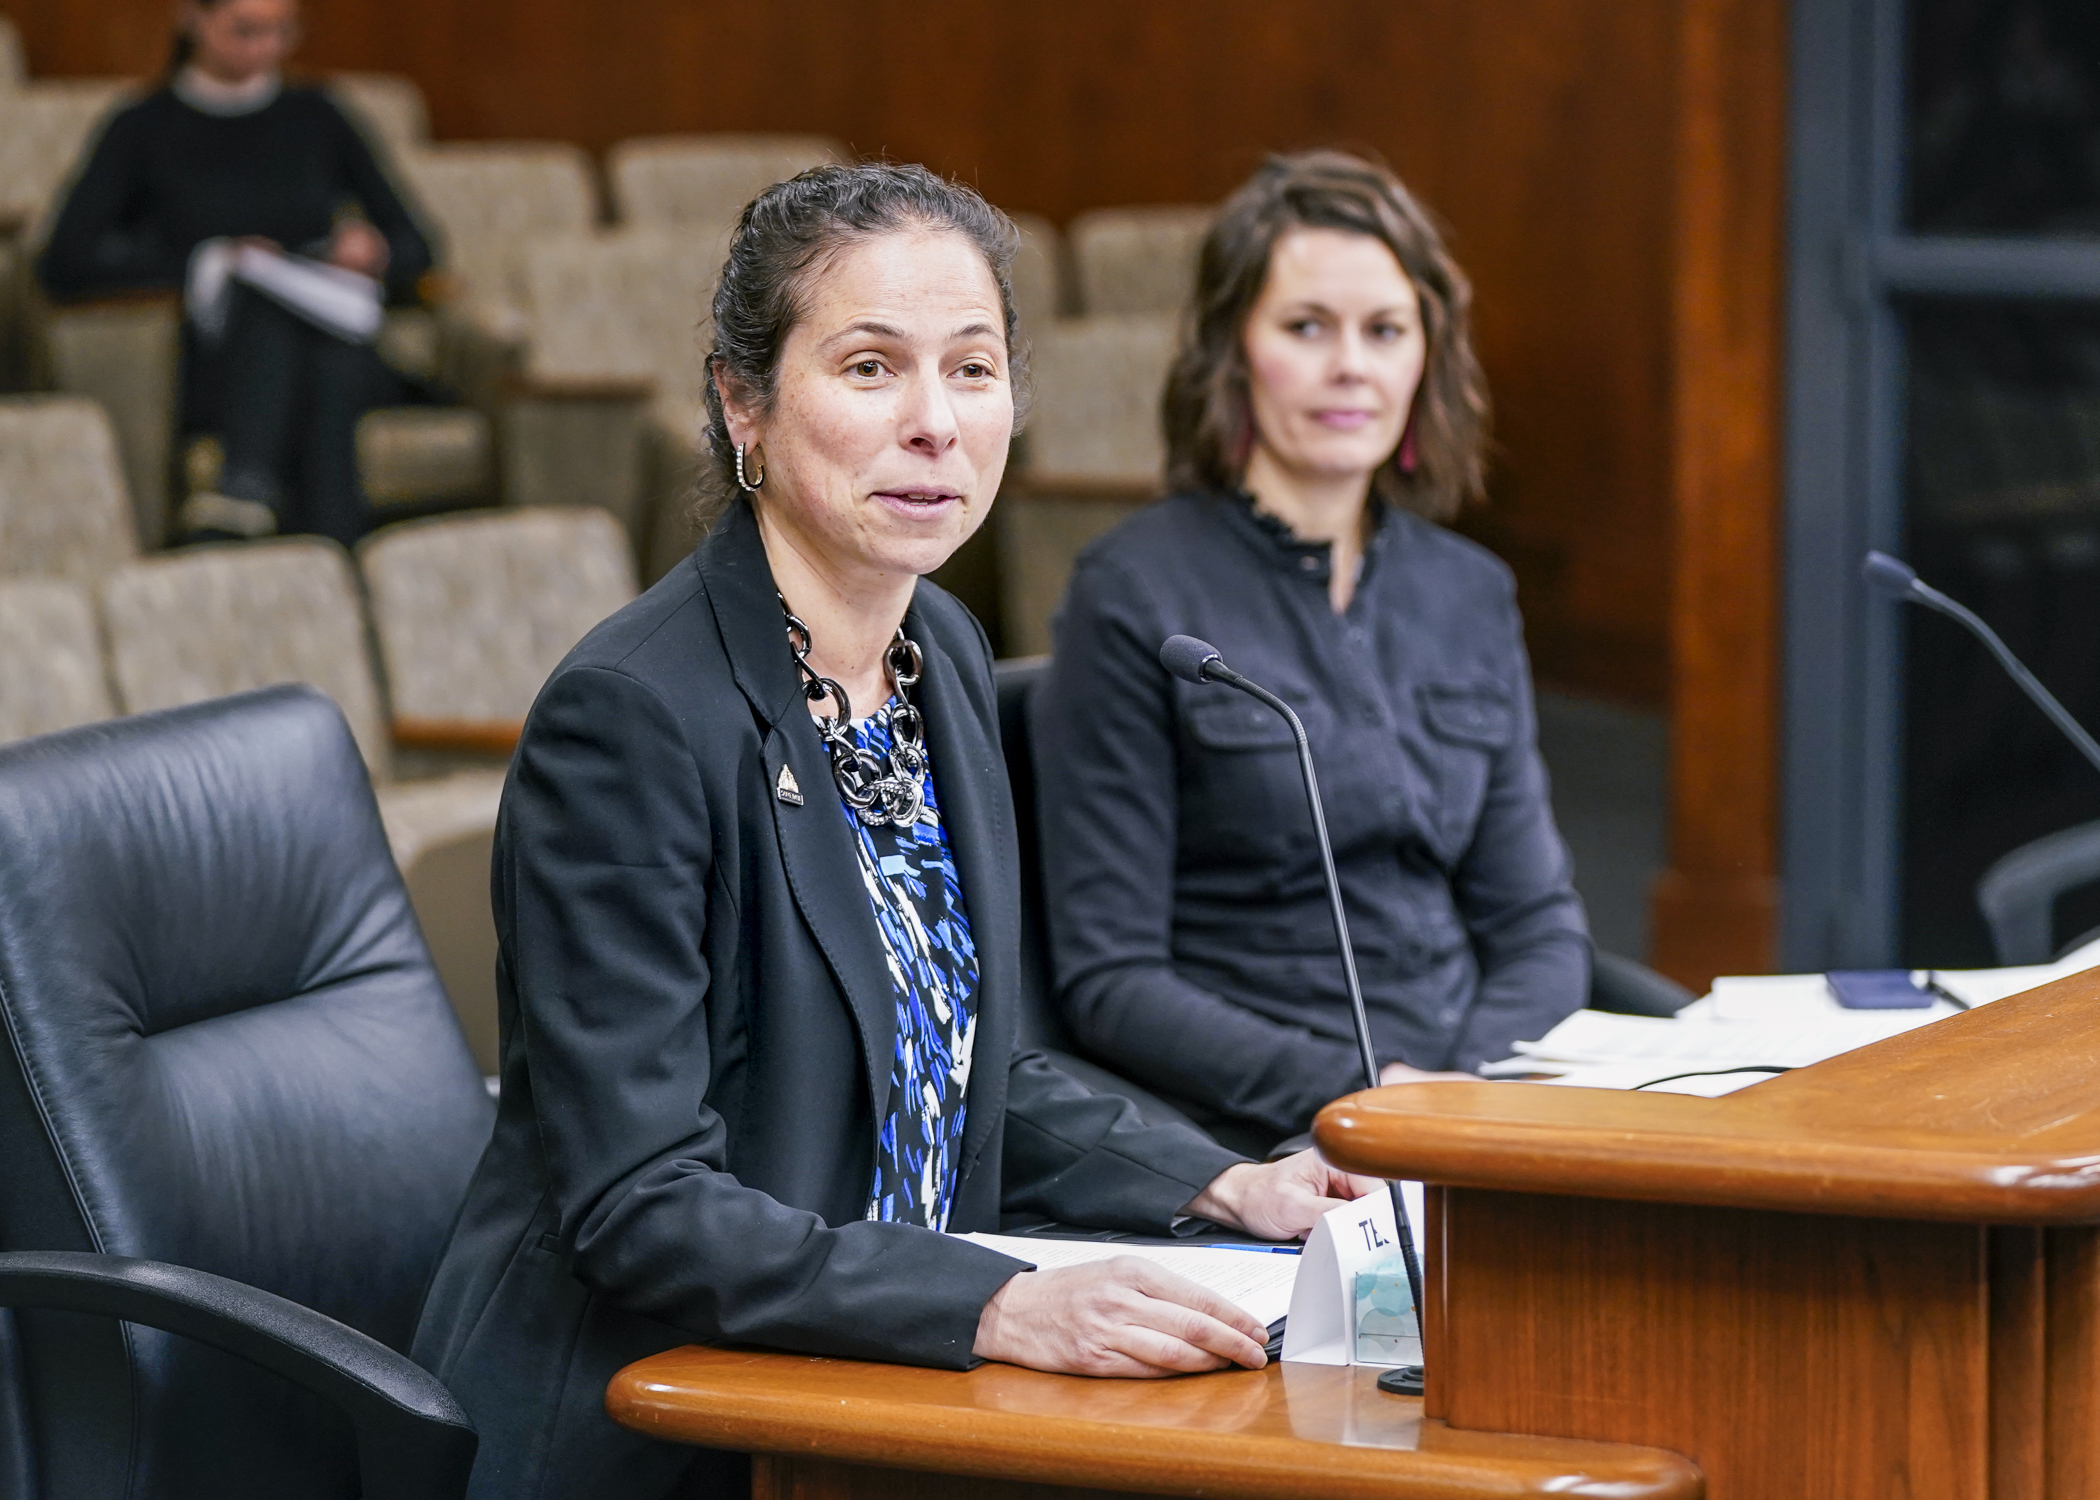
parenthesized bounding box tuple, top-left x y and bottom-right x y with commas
(1181, 1149, 1382, 1241)
(328, 220, 391, 278)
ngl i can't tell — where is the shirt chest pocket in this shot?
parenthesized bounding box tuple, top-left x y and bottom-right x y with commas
(1184, 700, 1300, 752)
(1178, 697, 1325, 858)
(1414, 683, 1515, 864)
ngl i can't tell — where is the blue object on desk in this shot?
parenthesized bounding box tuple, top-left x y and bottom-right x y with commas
(1826, 969, 1933, 1009)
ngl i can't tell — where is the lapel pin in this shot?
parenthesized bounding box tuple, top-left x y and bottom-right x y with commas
(775, 764, 805, 806)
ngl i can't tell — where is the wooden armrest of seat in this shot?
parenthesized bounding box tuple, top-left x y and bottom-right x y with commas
(41, 288, 184, 313)
(392, 717, 523, 756)
(504, 371, 658, 403)
(1003, 471, 1160, 501)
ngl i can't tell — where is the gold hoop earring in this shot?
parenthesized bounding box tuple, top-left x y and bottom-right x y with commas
(735, 442, 767, 492)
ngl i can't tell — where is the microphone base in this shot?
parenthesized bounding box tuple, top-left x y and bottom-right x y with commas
(1376, 1365, 1426, 1397)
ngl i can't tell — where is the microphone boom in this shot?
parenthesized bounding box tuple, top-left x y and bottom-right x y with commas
(1158, 635, 1427, 1361)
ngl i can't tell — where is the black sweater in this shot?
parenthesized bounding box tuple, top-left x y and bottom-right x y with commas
(37, 83, 433, 305)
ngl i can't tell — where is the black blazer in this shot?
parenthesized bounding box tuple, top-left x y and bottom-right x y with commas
(411, 500, 1242, 1500)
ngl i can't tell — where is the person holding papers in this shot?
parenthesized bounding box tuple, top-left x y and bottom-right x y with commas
(411, 162, 1376, 1500)
(37, 0, 433, 546)
(1033, 152, 1590, 1157)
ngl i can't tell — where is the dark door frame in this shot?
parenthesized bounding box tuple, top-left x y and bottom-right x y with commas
(1781, 0, 2100, 968)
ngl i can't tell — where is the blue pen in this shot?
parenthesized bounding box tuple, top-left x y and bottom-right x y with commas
(1202, 1243, 1300, 1254)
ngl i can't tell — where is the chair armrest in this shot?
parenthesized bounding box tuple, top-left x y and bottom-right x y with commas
(392, 717, 522, 757)
(1977, 818, 2100, 965)
(0, 1250, 475, 1500)
(1588, 950, 1695, 1018)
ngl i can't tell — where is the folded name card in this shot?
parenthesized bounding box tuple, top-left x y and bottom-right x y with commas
(1281, 1182, 1424, 1368)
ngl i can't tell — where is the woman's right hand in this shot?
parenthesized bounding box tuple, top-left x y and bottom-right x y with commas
(1378, 1061, 1477, 1086)
(972, 1258, 1270, 1377)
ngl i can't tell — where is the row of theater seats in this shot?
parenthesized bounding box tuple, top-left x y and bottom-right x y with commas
(0, 394, 639, 1073)
(0, 20, 1199, 648)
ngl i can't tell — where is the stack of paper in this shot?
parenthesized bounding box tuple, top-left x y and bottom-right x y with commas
(1481, 934, 2100, 1096)
(951, 1233, 1300, 1327)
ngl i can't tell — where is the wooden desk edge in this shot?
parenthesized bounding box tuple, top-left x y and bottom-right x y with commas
(605, 1351, 1703, 1500)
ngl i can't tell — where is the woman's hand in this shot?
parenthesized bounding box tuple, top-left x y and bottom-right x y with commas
(327, 219, 390, 278)
(1378, 1061, 1478, 1087)
(1182, 1149, 1380, 1241)
(972, 1258, 1270, 1376)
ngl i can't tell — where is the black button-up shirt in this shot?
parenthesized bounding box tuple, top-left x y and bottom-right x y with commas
(1033, 491, 1589, 1138)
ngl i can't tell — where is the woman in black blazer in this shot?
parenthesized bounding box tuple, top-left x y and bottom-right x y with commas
(412, 164, 1372, 1500)
(1034, 152, 1589, 1158)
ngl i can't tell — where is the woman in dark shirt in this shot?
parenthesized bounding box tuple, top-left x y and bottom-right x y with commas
(37, 0, 433, 545)
(1034, 151, 1589, 1156)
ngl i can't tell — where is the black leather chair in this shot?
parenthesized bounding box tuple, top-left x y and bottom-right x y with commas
(994, 656, 1203, 1133)
(1589, 949, 1694, 1018)
(1977, 818, 2100, 966)
(0, 686, 496, 1499)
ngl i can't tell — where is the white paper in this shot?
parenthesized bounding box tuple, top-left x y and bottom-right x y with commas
(1485, 938, 2100, 1094)
(184, 238, 383, 345)
(951, 1233, 1300, 1328)
(1281, 1190, 1419, 1368)
(234, 245, 383, 342)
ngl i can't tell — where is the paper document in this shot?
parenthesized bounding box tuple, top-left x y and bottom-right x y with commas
(951, 1233, 1299, 1327)
(187, 239, 383, 345)
(1483, 934, 2100, 1095)
(1511, 1008, 1933, 1069)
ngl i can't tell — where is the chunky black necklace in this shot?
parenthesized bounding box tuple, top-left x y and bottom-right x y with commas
(781, 595, 929, 827)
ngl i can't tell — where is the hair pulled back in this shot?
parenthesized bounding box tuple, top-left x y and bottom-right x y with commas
(167, 0, 237, 73)
(696, 160, 1028, 529)
(1162, 149, 1490, 522)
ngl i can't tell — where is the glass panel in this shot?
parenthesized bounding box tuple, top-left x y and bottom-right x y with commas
(1901, 299, 2100, 965)
(1907, 0, 2100, 234)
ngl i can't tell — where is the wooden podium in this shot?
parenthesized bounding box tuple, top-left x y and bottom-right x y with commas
(608, 971, 2100, 1498)
(1312, 968, 2100, 1500)
(607, 1347, 1700, 1498)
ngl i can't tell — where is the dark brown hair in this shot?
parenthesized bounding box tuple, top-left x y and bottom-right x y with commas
(696, 160, 1030, 529)
(1161, 149, 1490, 522)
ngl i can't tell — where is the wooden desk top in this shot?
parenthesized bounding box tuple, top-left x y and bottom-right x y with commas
(1316, 967, 2100, 1222)
(607, 1347, 1701, 1500)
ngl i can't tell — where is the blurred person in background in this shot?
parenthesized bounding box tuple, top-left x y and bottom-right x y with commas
(1033, 150, 1589, 1159)
(37, 0, 434, 546)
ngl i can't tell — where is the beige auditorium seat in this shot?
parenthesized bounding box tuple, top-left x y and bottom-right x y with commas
(400, 142, 598, 342)
(0, 396, 139, 586)
(1007, 212, 1065, 345)
(505, 226, 728, 576)
(356, 507, 635, 1073)
(0, 577, 114, 746)
(0, 80, 133, 391)
(101, 538, 507, 1067)
(359, 506, 637, 729)
(326, 72, 429, 159)
(999, 314, 1178, 654)
(1067, 203, 1214, 317)
(606, 133, 843, 232)
(0, 16, 24, 91)
(0, 81, 132, 237)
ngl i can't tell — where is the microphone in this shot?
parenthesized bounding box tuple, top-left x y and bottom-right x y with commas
(1861, 552, 2100, 777)
(1159, 634, 1427, 1373)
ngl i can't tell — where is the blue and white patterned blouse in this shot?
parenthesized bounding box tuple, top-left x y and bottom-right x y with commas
(840, 700, 980, 1230)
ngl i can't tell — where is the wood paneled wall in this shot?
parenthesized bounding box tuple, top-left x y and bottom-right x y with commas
(10, 0, 1680, 703)
(6, 0, 1787, 979)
